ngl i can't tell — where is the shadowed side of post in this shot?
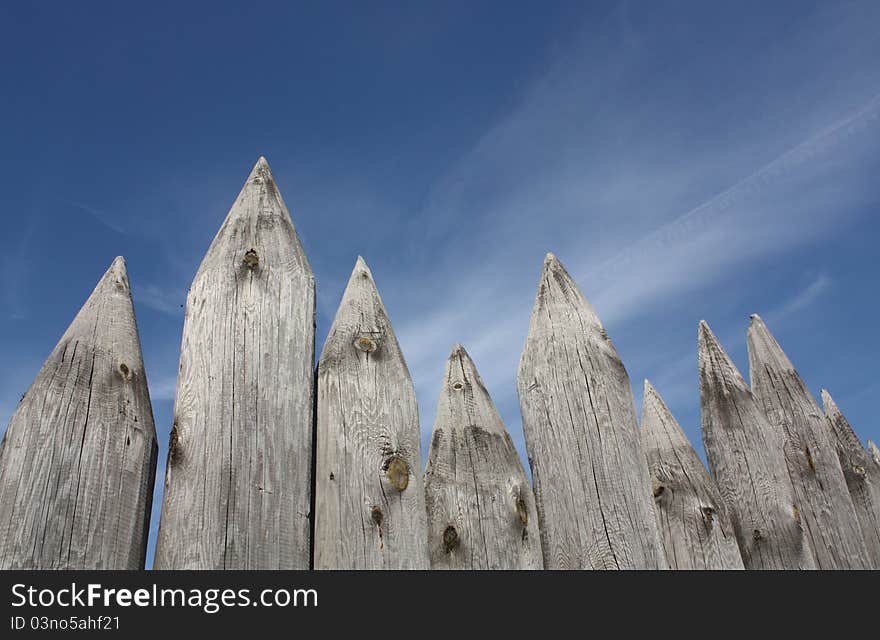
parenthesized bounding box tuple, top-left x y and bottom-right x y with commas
(425, 344, 542, 569)
(153, 157, 315, 569)
(517, 253, 665, 570)
(314, 257, 428, 569)
(699, 320, 814, 569)
(747, 315, 871, 569)
(0, 257, 158, 569)
(821, 390, 880, 567)
(641, 380, 743, 570)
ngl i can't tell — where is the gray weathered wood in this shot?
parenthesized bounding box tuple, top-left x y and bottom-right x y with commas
(821, 389, 880, 568)
(0, 257, 157, 569)
(747, 315, 871, 569)
(640, 380, 744, 570)
(698, 320, 815, 569)
(314, 257, 429, 569)
(517, 253, 665, 570)
(154, 157, 315, 569)
(870, 441, 880, 468)
(425, 344, 543, 570)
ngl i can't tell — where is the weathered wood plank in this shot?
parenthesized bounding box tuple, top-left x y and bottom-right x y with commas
(870, 441, 880, 468)
(821, 389, 880, 568)
(698, 320, 815, 569)
(517, 253, 665, 570)
(154, 157, 315, 569)
(0, 257, 157, 569)
(425, 344, 543, 569)
(640, 380, 744, 570)
(747, 315, 871, 569)
(314, 257, 429, 569)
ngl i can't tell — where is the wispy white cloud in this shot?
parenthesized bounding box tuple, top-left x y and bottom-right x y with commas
(146, 374, 178, 402)
(133, 284, 186, 317)
(383, 2, 880, 458)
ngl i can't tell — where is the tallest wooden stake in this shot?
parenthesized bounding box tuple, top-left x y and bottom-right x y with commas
(154, 157, 315, 569)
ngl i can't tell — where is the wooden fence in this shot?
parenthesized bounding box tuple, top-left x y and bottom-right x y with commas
(1, 157, 878, 570)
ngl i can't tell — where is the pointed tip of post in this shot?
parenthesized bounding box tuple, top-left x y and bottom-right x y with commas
(641, 379, 689, 448)
(252, 154, 270, 172)
(350, 255, 374, 283)
(820, 388, 835, 412)
(746, 312, 796, 375)
(542, 252, 565, 276)
(450, 342, 466, 357)
(698, 319, 748, 390)
(642, 378, 669, 413)
(643, 378, 658, 399)
(698, 319, 715, 344)
(100, 255, 129, 286)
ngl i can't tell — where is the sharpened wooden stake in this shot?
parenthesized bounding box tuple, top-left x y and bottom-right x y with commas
(640, 380, 744, 570)
(517, 253, 665, 570)
(698, 320, 815, 569)
(0, 257, 158, 569)
(153, 157, 315, 569)
(747, 315, 871, 569)
(314, 257, 429, 569)
(425, 344, 543, 569)
(821, 390, 880, 568)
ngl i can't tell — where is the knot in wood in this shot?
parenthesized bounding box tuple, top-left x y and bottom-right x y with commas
(371, 505, 383, 527)
(753, 529, 763, 542)
(117, 362, 132, 382)
(451, 381, 464, 391)
(168, 422, 181, 465)
(853, 465, 866, 477)
(442, 525, 459, 553)
(700, 506, 715, 524)
(354, 336, 378, 353)
(652, 480, 665, 499)
(243, 249, 259, 270)
(385, 457, 410, 491)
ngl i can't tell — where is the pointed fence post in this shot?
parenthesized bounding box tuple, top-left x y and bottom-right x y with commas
(0, 258, 157, 569)
(640, 380, 744, 570)
(698, 320, 815, 569)
(425, 344, 542, 569)
(747, 315, 871, 569)
(154, 157, 315, 569)
(517, 253, 665, 570)
(821, 390, 880, 567)
(314, 257, 429, 569)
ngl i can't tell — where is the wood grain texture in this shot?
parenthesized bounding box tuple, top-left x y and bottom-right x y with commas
(640, 380, 744, 570)
(821, 389, 880, 568)
(314, 257, 429, 569)
(0, 257, 157, 569)
(517, 253, 665, 570)
(425, 344, 542, 570)
(747, 315, 871, 569)
(153, 157, 315, 569)
(698, 320, 815, 570)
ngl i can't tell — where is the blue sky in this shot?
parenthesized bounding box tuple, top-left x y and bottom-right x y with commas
(1, 1, 878, 568)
